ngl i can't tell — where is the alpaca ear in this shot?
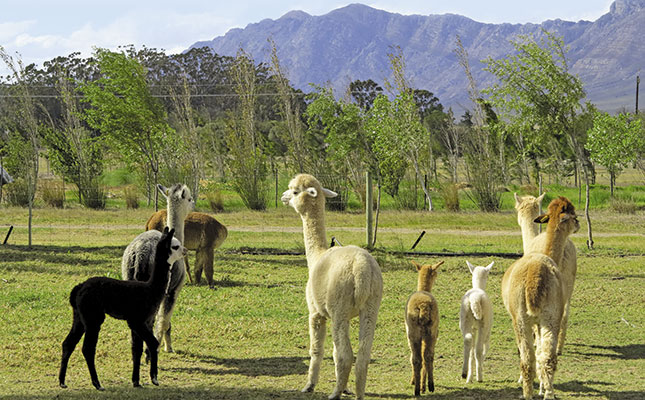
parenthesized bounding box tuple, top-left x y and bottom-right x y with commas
(157, 184, 169, 198)
(433, 260, 444, 270)
(513, 192, 521, 206)
(534, 214, 549, 223)
(486, 261, 494, 271)
(536, 192, 546, 204)
(305, 187, 318, 197)
(411, 260, 422, 271)
(322, 188, 338, 198)
(466, 260, 475, 274)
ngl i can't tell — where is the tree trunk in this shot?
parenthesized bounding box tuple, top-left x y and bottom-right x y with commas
(583, 167, 594, 250)
(372, 180, 382, 248)
(610, 171, 615, 197)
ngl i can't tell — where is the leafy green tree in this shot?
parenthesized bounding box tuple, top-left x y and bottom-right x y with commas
(586, 112, 643, 196)
(80, 48, 177, 209)
(349, 79, 383, 110)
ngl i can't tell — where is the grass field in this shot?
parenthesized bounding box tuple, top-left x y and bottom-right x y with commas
(0, 203, 644, 399)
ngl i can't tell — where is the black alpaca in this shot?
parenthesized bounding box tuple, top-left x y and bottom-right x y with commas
(58, 227, 185, 390)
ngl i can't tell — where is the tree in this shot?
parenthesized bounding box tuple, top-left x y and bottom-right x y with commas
(0, 46, 41, 247)
(81, 48, 176, 210)
(349, 79, 383, 110)
(225, 49, 268, 210)
(483, 30, 594, 247)
(586, 111, 642, 196)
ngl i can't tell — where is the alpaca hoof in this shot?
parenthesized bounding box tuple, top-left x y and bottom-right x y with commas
(59, 383, 67, 389)
(301, 383, 315, 393)
(328, 393, 341, 400)
(152, 378, 159, 386)
(96, 386, 105, 391)
(133, 381, 142, 388)
(462, 373, 467, 379)
(342, 388, 353, 395)
(414, 389, 420, 396)
(428, 382, 435, 392)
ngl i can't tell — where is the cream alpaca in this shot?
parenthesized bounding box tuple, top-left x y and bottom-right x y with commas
(282, 174, 383, 400)
(502, 197, 579, 400)
(460, 260, 493, 383)
(405, 260, 443, 396)
(514, 193, 577, 355)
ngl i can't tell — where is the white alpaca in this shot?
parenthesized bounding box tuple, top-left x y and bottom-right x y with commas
(282, 174, 383, 400)
(460, 260, 493, 383)
(122, 184, 194, 353)
(514, 193, 577, 355)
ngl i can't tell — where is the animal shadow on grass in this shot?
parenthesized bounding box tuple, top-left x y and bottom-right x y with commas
(172, 351, 309, 377)
(1, 244, 123, 274)
(568, 343, 645, 360)
(555, 380, 645, 400)
(367, 386, 518, 399)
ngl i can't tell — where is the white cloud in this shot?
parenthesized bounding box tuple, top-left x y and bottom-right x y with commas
(0, 20, 36, 42)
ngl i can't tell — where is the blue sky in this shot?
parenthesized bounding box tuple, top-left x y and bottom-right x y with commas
(1, 0, 614, 74)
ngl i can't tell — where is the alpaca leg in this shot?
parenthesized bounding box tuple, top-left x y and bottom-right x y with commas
(462, 332, 472, 381)
(513, 318, 535, 400)
(132, 323, 161, 386)
(537, 321, 560, 399)
(329, 319, 353, 400)
(204, 249, 215, 288)
(81, 325, 104, 391)
(557, 300, 570, 355)
(155, 278, 184, 352)
(355, 305, 378, 400)
(59, 314, 85, 388)
(302, 313, 326, 393)
(130, 329, 144, 387)
(408, 337, 422, 396)
(194, 249, 205, 285)
(474, 327, 485, 382)
(423, 327, 437, 393)
(184, 255, 193, 284)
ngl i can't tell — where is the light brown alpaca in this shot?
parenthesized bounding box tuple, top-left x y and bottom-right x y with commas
(405, 260, 443, 396)
(502, 197, 579, 400)
(146, 210, 228, 288)
(514, 193, 577, 355)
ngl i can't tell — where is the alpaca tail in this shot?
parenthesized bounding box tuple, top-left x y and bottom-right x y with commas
(69, 283, 82, 308)
(525, 263, 549, 316)
(469, 292, 485, 320)
(417, 303, 432, 325)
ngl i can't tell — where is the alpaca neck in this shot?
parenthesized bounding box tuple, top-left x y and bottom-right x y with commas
(519, 216, 539, 254)
(472, 277, 487, 291)
(300, 208, 328, 267)
(148, 259, 171, 294)
(167, 210, 186, 244)
(542, 224, 568, 265)
(417, 277, 434, 293)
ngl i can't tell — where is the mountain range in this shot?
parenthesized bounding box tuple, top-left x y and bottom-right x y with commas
(189, 0, 645, 113)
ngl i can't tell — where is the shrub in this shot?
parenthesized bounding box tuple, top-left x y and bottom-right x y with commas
(82, 184, 106, 209)
(41, 181, 64, 208)
(123, 185, 139, 209)
(207, 191, 224, 212)
(610, 197, 637, 214)
(4, 178, 30, 206)
(440, 183, 460, 212)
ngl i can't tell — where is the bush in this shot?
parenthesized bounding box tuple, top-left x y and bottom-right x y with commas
(123, 185, 139, 209)
(4, 178, 31, 206)
(207, 191, 224, 212)
(41, 181, 64, 208)
(82, 184, 106, 209)
(610, 197, 637, 214)
(440, 183, 460, 212)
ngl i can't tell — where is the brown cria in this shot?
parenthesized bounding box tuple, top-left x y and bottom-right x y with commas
(146, 210, 227, 288)
(502, 196, 579, 400)
(405, 260, 443, 396)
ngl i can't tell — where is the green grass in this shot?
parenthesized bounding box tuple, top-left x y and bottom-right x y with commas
(0, 205, 643, 399)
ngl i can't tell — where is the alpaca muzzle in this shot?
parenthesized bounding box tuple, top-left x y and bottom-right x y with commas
(281, 190, 292, 206)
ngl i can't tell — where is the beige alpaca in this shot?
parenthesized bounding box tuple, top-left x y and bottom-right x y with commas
(282, 174, 383, 400)
(502, 197, 579, 400)
(514, 193, 577, 354)
(405, 260, 443, 396)
(146, 210, 228, 288)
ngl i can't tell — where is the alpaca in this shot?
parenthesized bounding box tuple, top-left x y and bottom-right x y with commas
(59, 228, 186, 390)
(405, 260, 443, 396)
(514, 193, 577, 355)
(460, 260, 493, 383)
(281, 174, 383, 400)
(122, 184, 194, 353)
(502, 197, 579, 400)
(146, 210, 228, 288)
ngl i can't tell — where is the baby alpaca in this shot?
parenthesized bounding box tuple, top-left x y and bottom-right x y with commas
(405, 260, 443, 396)
(59, 228, 186, 390)
(460, 261, 494, 383)
(282, 174, 383, 400)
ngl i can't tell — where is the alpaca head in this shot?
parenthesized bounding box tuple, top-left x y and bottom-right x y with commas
(514, 192, 545, 226)
(411, 260, 444, 292)
(534, 196, 580, 235)
(466, 260, 493, 290)
(281, 174, 337, 216)
(158, 227, 187, 267)
(158, 184, 194, 218)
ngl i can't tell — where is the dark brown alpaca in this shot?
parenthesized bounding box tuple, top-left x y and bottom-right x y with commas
(59, 228, 186, 390)
(146, 210, 227, 288)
